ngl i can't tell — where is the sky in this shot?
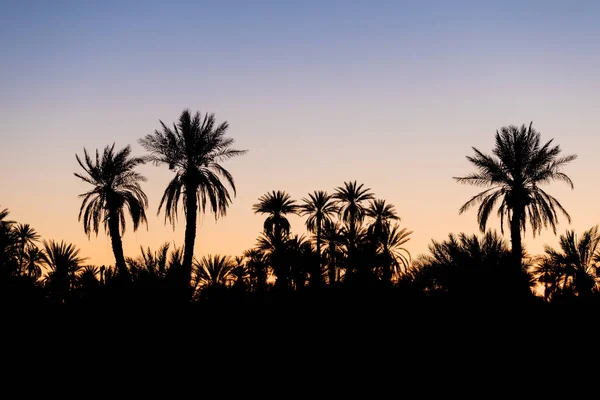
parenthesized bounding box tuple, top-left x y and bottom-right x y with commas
(1, 0, 599, 266)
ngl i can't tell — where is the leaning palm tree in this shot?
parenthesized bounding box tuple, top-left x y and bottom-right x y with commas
(13, 223, 40, 274)
(139, 109, 247, 296)
(75, 143, 148, 278)
(333, 181, 374, 235)
(299, 191, 337, 286)
(540, 226, 600, 298)
(454, 122, 576, 271)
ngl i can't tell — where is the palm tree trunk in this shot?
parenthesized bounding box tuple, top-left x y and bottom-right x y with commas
(182, 182, 198, 298)
(311, 220, 322, 288)
(510, 208, 523, 272)
(108, 208, 128, 279)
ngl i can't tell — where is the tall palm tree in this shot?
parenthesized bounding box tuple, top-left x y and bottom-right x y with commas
(454, 122, 576, 271)
(75, 143, 148, 278)
(539, 226, 600, 299)
(41, 240, 85, 303)
(299, 191, 337, 287)
(139, 109, 247, 296)
(13, 223, 40, 274)
(333, 181, 374, 235)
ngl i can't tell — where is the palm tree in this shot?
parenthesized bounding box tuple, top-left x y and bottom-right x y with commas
(333, 181, 374, 235)
(193, 254, 234, 296)
(231, 255, 249, 291)
(454, 122, 576, 271)
(0, 206, 17, 276)
(139, 109, 247, 297)
(41, 240, 85, 303)
(75, 143, 148, 278)
(23, 245, 45, 281)
(377, 223, 412, 283)
(539, 226, 600, 299)
(13, 223, 40, 274)
(243, 248, 268, 292)
(299, 191, 337, 287)
(322, 220, 344, 285)
(253, 190, 298, 241)
(253, 190, 297, 289)
(365, 199, 399, 243)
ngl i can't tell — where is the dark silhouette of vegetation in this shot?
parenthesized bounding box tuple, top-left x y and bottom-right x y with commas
(455, 122, 576, 274)
(4, 117, 599, 314)
(139, 109, 247, 300)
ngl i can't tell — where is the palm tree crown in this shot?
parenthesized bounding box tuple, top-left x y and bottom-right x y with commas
(139, 109, 247, 224)
(253, 190, 298, 238)
(333, 181, 374, 233)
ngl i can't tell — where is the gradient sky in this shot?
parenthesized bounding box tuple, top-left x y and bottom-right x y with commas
(1, 0, 599, 266)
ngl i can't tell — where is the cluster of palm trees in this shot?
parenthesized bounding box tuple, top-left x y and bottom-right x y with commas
(1, 113, 598, 305)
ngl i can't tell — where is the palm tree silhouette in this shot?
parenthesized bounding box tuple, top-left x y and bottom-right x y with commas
(253, 190, 297, 289)
(377, 222, 412, 283)
(538, 226, 600, 299)
(41, 240, 85, 303)
(139, 109, 247, 298)
(454, 122, 576, 271)
(322, 220, 344, 285)
(299, 191, 337, 287)
(194, 254, 234, 291)
(74, 143, 148, 279)
(333, 181, 374, 235)
(23, 245, 44, 281)
(13, 223, 40, 275)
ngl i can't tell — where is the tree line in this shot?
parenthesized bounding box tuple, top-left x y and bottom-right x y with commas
(1, 110, 596, 306)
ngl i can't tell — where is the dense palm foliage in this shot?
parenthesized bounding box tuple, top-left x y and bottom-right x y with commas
(75, 143, 148, 277)
(534, 226, 600, 300)
(139, 109, 247, 297)
(455, 122, 576, 271)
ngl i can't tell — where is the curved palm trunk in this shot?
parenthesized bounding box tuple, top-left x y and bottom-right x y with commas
(182, 182, 198, 299)
(108, 208, 129, 280)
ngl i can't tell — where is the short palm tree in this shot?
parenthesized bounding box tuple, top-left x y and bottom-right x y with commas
(299, 190, 337, 286)
(454, 122, 576, 270)
(23, 245, 45, 281)
(75, 143, 148, 278)
(13, 223, 40, 274)
(41, 240, 85, 303)
(139, 109, 247, 296)
(193, 254, 234, 291)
